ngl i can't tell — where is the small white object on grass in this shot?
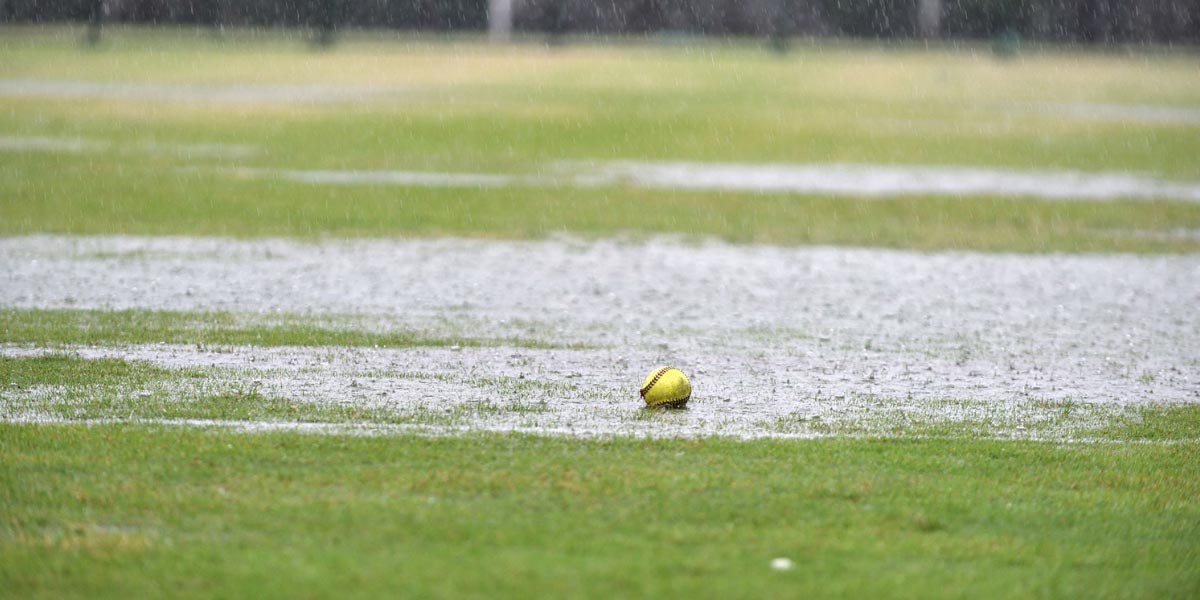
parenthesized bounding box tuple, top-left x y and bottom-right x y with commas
(770, 557, 794, 571)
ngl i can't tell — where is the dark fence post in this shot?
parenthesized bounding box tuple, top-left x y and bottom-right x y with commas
(1080, 0, 1109, 43)
(209, 0, 227, 35)
(313, 0, 338, 47)
(546, 0, 569, 46)
(769, 0, 795, 53)
(85, 0, 104, 46)
(917, 0, 942, 39)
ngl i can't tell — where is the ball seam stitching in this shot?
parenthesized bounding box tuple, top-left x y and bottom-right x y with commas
(639, 366, 672, 398)
(654, 394, 690, 408)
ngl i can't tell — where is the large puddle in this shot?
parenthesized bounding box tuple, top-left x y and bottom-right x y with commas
(7, 125, 1198, 202)
(218, 161, 1200, 202)
(2, 235, 1197, 439)
(0, 134, 259, 159)
(0, 79, 402, 104)
(566, 161, 1200, 202)
(1020, 102, 1200, 125)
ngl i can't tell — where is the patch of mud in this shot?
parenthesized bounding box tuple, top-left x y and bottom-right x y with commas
(1, 235, 1197, 439)
(0, 80, 402, 104)
(200, 161, 1200, 203)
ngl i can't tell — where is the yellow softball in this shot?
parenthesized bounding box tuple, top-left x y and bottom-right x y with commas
(639, 366, 691, 408)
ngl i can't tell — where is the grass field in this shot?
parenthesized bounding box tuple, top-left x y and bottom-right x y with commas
(2, 25, 1199, 598)
(4, 427, 1199, 599)
(1, 25, 1199, 251)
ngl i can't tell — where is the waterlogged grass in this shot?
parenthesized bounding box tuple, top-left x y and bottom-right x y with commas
(1088, 404, 1200, 441)
(113, 388, 460, 426)
(0, 308, 565, 349)
(3, 27, 1199, 597)
(0, 353, 173, 389)
(0, 355, 560, 426)
(5, 354, 1197, 441)
(3, 357, 1198, 596)
(1, 425, 1198, 598)
(769, 402, 1200, 441)
(5, 157, 1200, 251)
(45, 389, 551, 428)
(1, 27, 1199, 252)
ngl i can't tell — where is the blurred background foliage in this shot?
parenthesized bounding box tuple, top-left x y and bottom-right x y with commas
(2, 0, 1197, 43)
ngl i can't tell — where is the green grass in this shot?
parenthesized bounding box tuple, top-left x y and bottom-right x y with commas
(2, 26, 1199, 598)
(2, 26, 1199, 252)
(121, 388, 418, 424)
(1, 425, 1197, 599)
(2, 354, 1198, 598)
(0, 354, 172, 388)
(5, 155, 1200, 251)
(1090, 405, 1200, 441)
(0, 308, 565, 349)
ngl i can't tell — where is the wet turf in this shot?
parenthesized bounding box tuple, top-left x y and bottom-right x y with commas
(0, 308, 567, 350)
(2, 26, 1198, 598)
(2, 425, 1198, 599)
(1, 27, 1199, 252)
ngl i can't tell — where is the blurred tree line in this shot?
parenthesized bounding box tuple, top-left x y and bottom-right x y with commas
(3, 0, 1197, 43)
